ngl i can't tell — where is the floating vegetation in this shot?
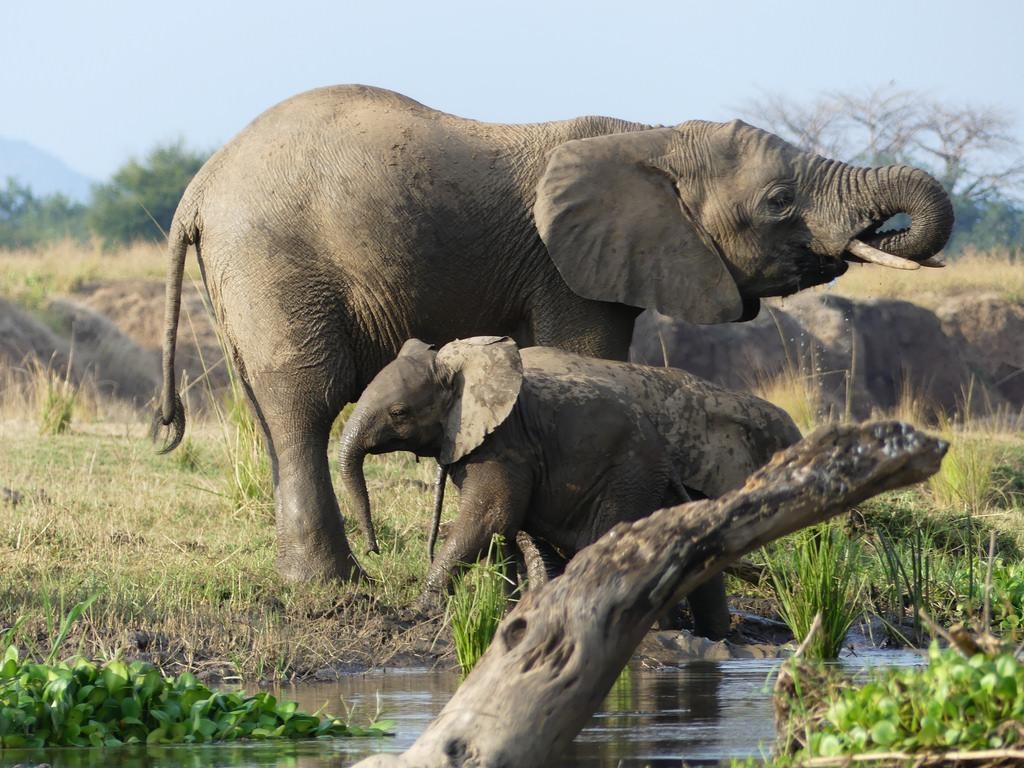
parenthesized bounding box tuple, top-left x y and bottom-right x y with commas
(0, 644, 392, 748)
(773, 637, 1024, 766)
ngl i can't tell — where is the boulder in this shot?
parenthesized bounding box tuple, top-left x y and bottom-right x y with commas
(631, 292, 1010, 421)
(936, 293, 1024, 407)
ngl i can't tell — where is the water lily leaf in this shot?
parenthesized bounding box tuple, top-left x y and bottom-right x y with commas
(101, 661, 129, 694)
(870, 719, 897, 746)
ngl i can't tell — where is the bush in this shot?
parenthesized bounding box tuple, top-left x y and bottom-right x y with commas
(0, 178, 88, 249)
(87, 141, 207, 248)
(0, 644, 391, 747)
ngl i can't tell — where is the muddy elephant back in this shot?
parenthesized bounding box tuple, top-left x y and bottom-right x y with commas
(655, 370, 801, 496)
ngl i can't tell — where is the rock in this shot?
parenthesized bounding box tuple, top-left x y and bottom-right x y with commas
(852, 297, 996, 416)
(0, 280, 227, 414)
(631, 292, 1016, 421)
(46, 298, 160, 406)
(0, 296, 67, 369)
(936, 293, 1024, 407)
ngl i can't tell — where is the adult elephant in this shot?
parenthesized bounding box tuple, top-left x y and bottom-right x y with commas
(153, 84, 953, 583)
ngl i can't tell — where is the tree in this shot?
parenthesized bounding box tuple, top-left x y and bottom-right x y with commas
(87, 141, 207, 248)
(0, 177, 88, 249)
(740, 85, 1024, 255)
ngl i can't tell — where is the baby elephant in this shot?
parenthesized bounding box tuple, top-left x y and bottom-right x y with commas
(338, 336, 800, 639)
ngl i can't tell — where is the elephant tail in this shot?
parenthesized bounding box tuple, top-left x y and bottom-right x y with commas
(150, 210, 196, 454)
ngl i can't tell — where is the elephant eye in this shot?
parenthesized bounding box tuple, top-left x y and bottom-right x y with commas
(389, 404, 410, 420)
(763, 185, 795, 216)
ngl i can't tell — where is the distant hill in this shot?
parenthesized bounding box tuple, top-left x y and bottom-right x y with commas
(0, 138, 95, 203)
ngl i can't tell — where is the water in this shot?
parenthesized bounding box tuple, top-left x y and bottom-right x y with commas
(1, 651, 924, 767)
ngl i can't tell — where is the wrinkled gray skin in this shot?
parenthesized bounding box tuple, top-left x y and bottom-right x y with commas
(338, 336, 803, 639)
(154, 85, 952, 583)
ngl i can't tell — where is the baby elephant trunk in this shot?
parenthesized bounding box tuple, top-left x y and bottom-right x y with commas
(337, 408, 379, 555)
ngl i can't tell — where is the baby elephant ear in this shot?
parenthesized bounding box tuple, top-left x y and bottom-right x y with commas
(434, 336, 524, 465)
(396, 338, 436, 358)
(533, 127, 743, 324)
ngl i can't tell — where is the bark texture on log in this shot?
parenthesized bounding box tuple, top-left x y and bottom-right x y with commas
(354, 421, 947, 768)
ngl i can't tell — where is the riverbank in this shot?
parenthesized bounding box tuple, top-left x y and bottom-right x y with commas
(2, 244, 1023, 682)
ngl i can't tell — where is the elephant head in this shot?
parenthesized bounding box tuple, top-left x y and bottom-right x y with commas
(337, 336, 524, 554)
(533, 119, 953, 323)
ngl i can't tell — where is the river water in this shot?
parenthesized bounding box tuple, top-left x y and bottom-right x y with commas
(2, 651, 923, 767)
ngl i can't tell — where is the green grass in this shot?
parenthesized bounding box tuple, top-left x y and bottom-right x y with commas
(763, 523, 865, 659)
(446, 535, 513, 675)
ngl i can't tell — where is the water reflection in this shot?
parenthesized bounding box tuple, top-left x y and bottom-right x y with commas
(564, 660, 778, 766)
(2, 652, 923, 767)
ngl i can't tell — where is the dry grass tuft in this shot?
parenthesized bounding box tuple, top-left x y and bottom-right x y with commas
(822, 249, 1024, 309)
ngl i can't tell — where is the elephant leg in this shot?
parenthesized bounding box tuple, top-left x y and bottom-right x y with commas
(675, 485, 731, 640)
(528, 289, 642, 361)
(686, 574, 731, 640)
(244, 367, 364, 583)
(422, 460, 531, 599)
(514, 531, 567, 591)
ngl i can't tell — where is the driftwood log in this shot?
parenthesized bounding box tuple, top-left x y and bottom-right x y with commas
(354, 421, 947, 768)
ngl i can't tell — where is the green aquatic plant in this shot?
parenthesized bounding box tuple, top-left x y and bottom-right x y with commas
(788, 643, 1024, 759)
(0, 644, 391, 748)
(765, 523, 864, 659)
(447, 535, 513, 675)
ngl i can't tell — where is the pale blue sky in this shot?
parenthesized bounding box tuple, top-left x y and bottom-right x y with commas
(3, 0, 1021, 180)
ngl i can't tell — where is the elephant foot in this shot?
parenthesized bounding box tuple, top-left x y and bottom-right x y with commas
(692, 608, 732, 641)
(413, 588, 447, 618)
(686, 573, 732, 641)
(276, 546, 367, 584)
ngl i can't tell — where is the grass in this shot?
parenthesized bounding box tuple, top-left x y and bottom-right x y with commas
(446, 535, 513, 675)
(819, 247, 1024, 308)
(0, 239, 195, 311)
(0, 414, 453, 679)
(751, 366, 821, 433)
(744, 361, 1024, 653)
(33, 356, 77, 436)
(763, 524, 865, 659)
(1, 239, 1023, 686)
(928, 421, 1007, 515)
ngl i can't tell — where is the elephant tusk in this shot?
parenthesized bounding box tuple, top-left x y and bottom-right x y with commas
(846, 239, 921, 271)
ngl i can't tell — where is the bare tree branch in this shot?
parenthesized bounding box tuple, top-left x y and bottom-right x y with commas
(739, 85, 1024, 203)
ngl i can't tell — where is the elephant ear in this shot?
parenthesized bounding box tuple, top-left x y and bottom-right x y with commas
(533, 127, 743, 324)
(434, 336, 523, 465)
(396, 338, 436, 358)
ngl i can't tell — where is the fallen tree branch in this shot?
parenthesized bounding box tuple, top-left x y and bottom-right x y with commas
(354, 421, 947, 768)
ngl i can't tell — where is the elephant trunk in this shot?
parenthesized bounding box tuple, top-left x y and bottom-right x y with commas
(337, 407, 379, 555)
(840, 164, 954, 269)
